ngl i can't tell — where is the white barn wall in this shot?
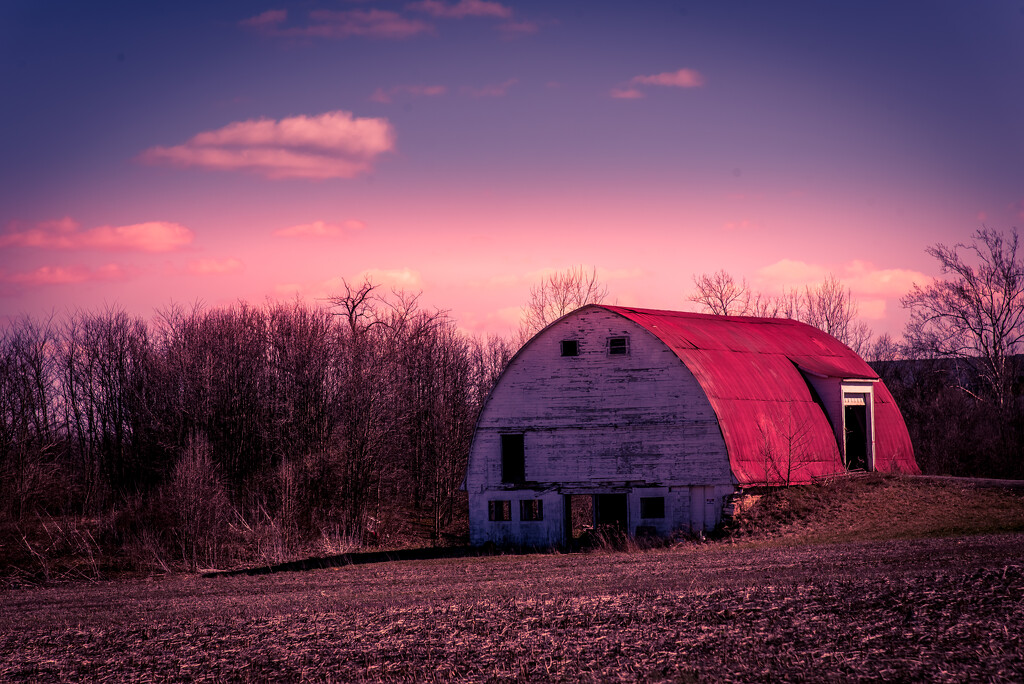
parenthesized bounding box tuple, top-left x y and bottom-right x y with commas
(467, 308, 734, 545)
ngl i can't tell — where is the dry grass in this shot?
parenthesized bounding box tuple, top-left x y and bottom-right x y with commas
(1, 475, 1023, 681)
(725, 473, 1024, 543)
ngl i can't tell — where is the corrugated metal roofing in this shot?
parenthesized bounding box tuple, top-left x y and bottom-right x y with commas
(601, 305, 918, 484)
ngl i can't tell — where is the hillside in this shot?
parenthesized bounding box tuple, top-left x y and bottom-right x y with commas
(724, 473, 1024, 544)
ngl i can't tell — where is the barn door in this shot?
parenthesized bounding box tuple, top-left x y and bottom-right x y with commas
(844, 404, 868, 470)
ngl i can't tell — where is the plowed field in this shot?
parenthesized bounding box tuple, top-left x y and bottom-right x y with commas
(2, 533, 1022, 682)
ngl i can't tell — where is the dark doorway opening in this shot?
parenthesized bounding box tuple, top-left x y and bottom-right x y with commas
(595, 493, 628, 530)
(844, 404, 868, 471)
(564, 495, 594, 544)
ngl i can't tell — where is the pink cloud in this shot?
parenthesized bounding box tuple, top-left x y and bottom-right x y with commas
(370, 84, 447, 104)
(612, 68, 705, 99)
(1013, 201, 1024, 220)
(360, 267, 422, 289)
(722, 219, 757, 231)
(408, 0, 512, 19)
(140, 111, 395, 180)
(240, 9, 431, 40)
(273, 219, 366, 238)
(239, 9, 287, 29)
(1, 264, 133, 286)
(188, 258, 245, 275)
(462, 78, 518, 97)
(274, 268, 421, 301)
(755, 259, 932, 315)
(0, 218, 193, 252)
(841, 260, 932, 298)
(610, 87, 644, 100)
(757, 259, 827, 286)
(631, 68, 705, 88)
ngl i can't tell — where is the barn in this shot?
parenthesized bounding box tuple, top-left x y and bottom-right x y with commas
(465, 304, 918, 547)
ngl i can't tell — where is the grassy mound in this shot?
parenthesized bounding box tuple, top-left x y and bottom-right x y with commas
(725, 473, 1024, 544)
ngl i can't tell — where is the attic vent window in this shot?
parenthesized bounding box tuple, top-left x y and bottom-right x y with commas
(560, 340, 579, 357)
(520, 499, 544, 521)
(608, 336, 630, 355)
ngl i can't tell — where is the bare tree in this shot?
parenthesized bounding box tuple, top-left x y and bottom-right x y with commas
(802, 274, 871, 354)
(689, 270, 753, 315)
(691, 271, 872, 353)
(519, 266, 608, 343)
(902, 227, 1024, 408)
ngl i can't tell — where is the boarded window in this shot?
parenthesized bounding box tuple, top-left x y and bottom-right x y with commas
(520, 499, 543, 521)
(501, 433, 525, 483)
(640, 496, 665, 519)
(489, 500, 512, 521)
(608, 336, 629, 355)
(560, 340, 579, 357)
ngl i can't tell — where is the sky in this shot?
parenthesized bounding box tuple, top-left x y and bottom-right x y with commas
(2, 0, 1023, 338)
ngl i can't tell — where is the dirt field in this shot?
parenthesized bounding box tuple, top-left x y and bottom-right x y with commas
(2, 531, 1022, 682)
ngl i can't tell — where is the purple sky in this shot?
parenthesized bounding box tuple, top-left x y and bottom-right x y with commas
(2, 1, 1023, 337)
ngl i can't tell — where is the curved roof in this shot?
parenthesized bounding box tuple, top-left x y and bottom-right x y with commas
(600, 305, 918, 484)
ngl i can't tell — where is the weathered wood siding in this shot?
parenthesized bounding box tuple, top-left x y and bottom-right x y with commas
(467, 308, 733, 545)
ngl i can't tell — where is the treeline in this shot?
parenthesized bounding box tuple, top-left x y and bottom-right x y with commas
(0, 282, 513, 568)
(871, 351, 1024, 480)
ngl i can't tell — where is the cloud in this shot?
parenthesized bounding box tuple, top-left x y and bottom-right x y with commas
(241, 8, 432, 40)
(273, 220, 365, 238)
(0, 264, 133, 286)
(1013, 201, 1024, 220)
(841, 260, 932, 298)
(359, 267, 422, 289)
(140, 111, 395, 180)
(274, 268, 422, 301)
(755, 259, 933, 318)
(408, 0, 512, 19)
(722, 219, 758, 231)
(631, 68, 704, 88)
(756, 259, 827, 286)
(239, 9, 287, 29)
(370, 84, 447, 104)
(612, 68, 705, 99)
(0, 218, 193, 252)
(462, 78, 518, 97)
(188, 258, 245, 275)
(610, 87, 644, 99)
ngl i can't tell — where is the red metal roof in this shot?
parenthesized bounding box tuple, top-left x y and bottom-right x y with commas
(601, 305, 918, 484)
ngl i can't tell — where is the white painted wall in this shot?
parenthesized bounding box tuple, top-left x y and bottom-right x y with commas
(467, 307, 734, 546)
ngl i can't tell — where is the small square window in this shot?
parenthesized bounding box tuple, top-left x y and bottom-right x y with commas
(608, 336, 629, 355)
(520, 499, 543, 521)
(640, 496, 665, 519)
(560, 340, 579, 357)
(489, 500, 511, 521)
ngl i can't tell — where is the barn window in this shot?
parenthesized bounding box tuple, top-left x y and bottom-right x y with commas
(608, 336, 630, 355)
(640, 497, 665, 519)
(560, 340, 579, 357)
(520, 499, 544, 521)
(489, 500, 511, 521)
(500, 433, 525, 483)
